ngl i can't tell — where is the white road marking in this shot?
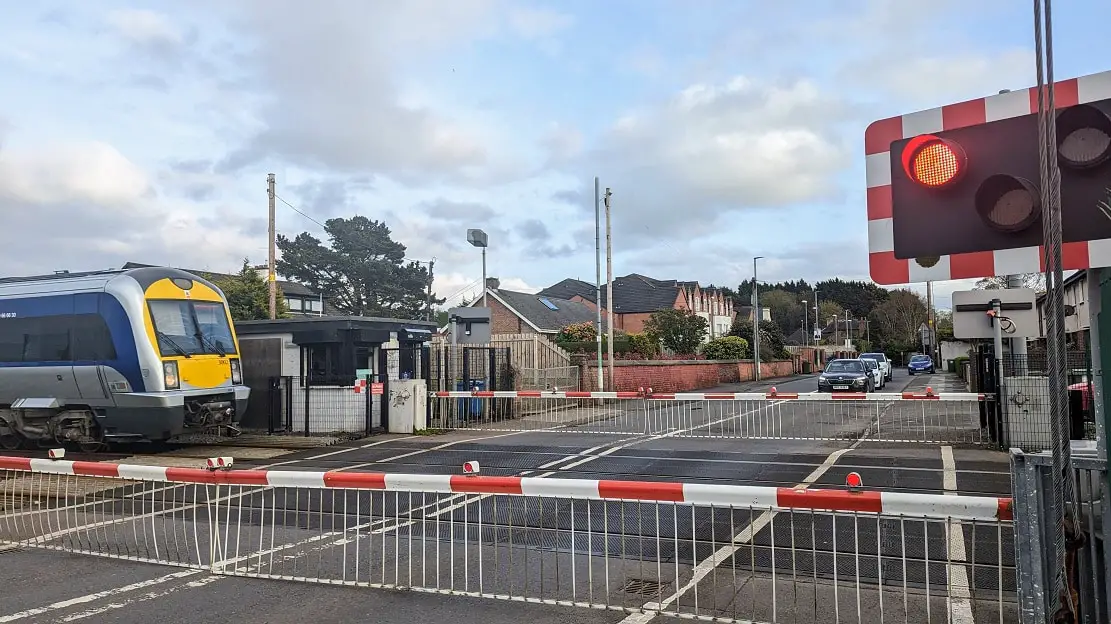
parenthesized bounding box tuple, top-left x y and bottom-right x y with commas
(0, 570, 200, 622)
(617, 436, 863, 623)
(941, 445, 976, 624)
(56, 575, 224, 622)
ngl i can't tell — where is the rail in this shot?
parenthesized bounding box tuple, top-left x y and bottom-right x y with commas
(1, 455, 1016, 623)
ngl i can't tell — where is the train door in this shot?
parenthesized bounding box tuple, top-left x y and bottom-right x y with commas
(11, 298, 81, 403)
(71, 293, 111, 403)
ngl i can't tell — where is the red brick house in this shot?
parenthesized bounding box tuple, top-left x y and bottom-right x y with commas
(538, 274, 736, 338)
(469, 279, 605, 335)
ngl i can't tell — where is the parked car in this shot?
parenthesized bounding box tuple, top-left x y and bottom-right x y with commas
(818, 358, 875, 393)
(861, 357, 885, 389)
(908, 354, 935, 375)
(860, 352, 892, 382)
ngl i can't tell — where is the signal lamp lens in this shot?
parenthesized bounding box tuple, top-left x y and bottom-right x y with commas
(975, 174, 1041, 233)
(902, 137, 966, 188)
(1056, 104, 1111, 169)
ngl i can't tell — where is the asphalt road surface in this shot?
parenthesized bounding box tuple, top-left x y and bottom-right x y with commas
(1, 371, 1016, 623)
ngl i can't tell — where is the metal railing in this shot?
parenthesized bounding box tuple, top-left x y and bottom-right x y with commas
(0, 455, 1017, 623)
(428, 390, 989, 445)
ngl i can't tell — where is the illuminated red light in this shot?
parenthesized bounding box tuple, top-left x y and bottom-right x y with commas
(901, 135, 967, 189)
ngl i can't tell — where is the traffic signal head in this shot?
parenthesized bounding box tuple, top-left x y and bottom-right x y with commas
(865, 71, 1111, 284)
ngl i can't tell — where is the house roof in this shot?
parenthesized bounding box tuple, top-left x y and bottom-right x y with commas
(538, 273, 686, 314)
(478, 288, 604, 332)
(122, 262, 317, 297)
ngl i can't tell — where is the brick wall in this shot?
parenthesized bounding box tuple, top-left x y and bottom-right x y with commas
(580, 359, 795, 392)
(487, 297, 533, 334)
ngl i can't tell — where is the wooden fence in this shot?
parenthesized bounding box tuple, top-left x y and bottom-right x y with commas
(430, 333, 579, 390)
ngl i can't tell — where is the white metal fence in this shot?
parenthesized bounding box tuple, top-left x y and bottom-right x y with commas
(428, 390, 989, 445)
(0, 455, 1016, 623)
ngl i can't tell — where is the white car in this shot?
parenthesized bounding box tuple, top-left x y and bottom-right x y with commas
(860, 357, 885, 390)
(860, 352, 892, 383)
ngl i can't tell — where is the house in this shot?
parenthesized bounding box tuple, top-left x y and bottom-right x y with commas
(1034, 270, 1087, 349)
(123, 262, 326, 317)
(470, 278, 603, 335)
(538, 273, 737, 338)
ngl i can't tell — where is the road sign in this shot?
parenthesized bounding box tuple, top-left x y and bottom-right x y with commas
(866, 68, 1111, 285)
(952, 289, 1040, 339)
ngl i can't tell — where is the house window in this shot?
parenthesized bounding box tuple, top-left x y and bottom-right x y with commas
(286, 297, 303, 311)
(307, 298, 322, 312)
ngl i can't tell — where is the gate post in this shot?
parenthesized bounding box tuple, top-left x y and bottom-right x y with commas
(378, 347, 390, 431)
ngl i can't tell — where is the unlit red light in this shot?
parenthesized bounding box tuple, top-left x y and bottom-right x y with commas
(911, 141, 963, 187)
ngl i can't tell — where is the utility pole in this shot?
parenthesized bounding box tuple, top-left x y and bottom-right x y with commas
(426, 258, 435, 322)
(594, 177, 604, 391)
(605, 188, 614, 389)
(1006, 274, 1028, 375)
(926, 281, 937, 362)
(267, 173, 277, 320)
(753, 257, 763, 381)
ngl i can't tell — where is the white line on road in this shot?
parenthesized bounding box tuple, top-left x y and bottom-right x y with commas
(942, 445, 976, 624)
(0, 569, 200, 622)
(618, 436, 863, 623)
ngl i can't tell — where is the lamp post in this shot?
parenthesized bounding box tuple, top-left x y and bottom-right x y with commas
(801, 300, 808, 348)
(753, 256, 763, 382)
(466, 229, 489, 307)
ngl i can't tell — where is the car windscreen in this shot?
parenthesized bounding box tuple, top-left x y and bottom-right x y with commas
(825, 360, 864, 373)
(862, 359, 876, 369)
(862, 353, 885, 361)
(910, 355, 931, 362)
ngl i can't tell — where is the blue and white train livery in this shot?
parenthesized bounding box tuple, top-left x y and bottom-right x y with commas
(0, 267, 249, 450)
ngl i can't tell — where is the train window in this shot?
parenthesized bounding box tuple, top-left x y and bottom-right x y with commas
(71, 314, 117, 361)
(22, 318, 71, 362)
(0, 318, 25, 362)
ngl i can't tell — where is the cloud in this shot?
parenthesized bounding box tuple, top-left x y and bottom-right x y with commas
(105, 9, 183, 46)
(506, 8, 574, 39)
(419, 199, 498, 223)
(561, 75, 852, 246)
(516, 219, 551, 241)
(213, 1, 516, 184)
(0, 141, 260, 277)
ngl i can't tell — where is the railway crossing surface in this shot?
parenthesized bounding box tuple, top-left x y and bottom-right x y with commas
(1, 372, 1016, 624)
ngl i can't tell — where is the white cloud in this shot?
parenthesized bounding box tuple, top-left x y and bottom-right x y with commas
(105, 9, 182, 46)
(562, 75, 851, 247)
(0, 141, 150, 206)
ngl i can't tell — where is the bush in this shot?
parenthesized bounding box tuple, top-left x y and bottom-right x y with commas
(951, 355, 969, 376)
(627, 332, 659, 358)
(557, 322, 596, 342)
(701, 336, 749, 360)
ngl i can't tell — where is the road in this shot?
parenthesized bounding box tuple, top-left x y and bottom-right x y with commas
(0, 371, 1015, 623)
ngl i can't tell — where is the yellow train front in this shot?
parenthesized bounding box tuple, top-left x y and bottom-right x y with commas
(0, 266, 250, 448)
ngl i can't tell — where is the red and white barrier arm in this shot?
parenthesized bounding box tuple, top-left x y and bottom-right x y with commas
(429, 390, 985, 401)
(0, 456, 1011, 522)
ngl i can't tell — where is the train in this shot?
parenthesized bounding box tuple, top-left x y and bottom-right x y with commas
(0, 266, 250, 451)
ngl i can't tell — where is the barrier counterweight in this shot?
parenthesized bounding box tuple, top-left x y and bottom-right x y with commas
(1, 456, 1017, 623)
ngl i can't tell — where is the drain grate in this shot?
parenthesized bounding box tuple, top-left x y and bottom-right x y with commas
(621, 578, 668, 596)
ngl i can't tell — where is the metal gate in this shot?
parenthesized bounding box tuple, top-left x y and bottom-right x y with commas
(428, 390, 990, 445)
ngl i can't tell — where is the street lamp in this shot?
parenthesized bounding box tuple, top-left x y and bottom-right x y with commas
(801, 300, 808, 348)
(752, 256, 763, 382)
(466, 229, 489, 307)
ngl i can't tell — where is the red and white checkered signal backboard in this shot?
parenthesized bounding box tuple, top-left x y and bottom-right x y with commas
(865, 69, 1111, 285)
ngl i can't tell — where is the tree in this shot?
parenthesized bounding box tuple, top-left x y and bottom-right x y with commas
(276, 216, 443, 318)
(643, 309, 708, 355)
(935, 309, 954, 341)
(204, 259, 290, 322)
(817, 300, 844, 338)
(729, 318, 789, 359)
(760, 289, 804, 335)
(869, 289, 928, 354)
(975, 273, 1046, 293)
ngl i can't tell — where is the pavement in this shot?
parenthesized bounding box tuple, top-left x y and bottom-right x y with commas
(0, 369, 1016, 624)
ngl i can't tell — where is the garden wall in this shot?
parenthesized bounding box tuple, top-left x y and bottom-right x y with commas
(578, 359, 795, 392)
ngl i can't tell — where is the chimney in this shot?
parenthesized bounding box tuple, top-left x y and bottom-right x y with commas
(486, 277, 500, 291)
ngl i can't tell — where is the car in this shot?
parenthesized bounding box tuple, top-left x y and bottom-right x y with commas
(860, 352, 892, 382)
(908, 354, 935, 375)
(861, 357, 885, 389)
(818, 358, 875, 393)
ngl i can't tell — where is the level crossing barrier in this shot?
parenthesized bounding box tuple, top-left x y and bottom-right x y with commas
(0, 454, 1016, 623)
(428, 389, 990, 446)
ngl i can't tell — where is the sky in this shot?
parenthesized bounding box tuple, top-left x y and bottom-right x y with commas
(1, 0, 1109, 311)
